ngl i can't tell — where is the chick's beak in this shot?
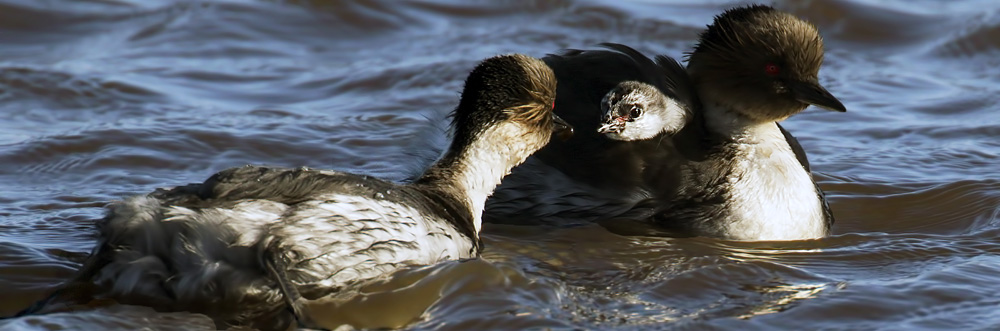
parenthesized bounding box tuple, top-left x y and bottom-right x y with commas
(789, 80, 847, 112)
(552, 114, 574, 141)
(597, 119, 625, 134)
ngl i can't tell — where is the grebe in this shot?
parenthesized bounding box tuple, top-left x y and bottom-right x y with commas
(491, 5, 846, 241)
(654, 4, 844, 240)
(18, 53, 570, 330)
(597, 79, 691, 141)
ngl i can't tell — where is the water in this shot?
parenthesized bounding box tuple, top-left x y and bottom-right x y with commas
(1, 0, 999, 329)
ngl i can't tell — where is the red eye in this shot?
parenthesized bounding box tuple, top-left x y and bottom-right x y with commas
(552, 101, 556, 109)
(765, 63, 780, 76)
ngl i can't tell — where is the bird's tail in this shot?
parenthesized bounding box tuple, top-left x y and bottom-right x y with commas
(9, 243, 111, 318)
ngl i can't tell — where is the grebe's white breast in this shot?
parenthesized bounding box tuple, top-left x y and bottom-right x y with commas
(674, 121, 828, 241)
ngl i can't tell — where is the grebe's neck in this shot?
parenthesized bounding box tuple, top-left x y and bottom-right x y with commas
(701, 98, 789, 143)
(417, 122, 540, 235)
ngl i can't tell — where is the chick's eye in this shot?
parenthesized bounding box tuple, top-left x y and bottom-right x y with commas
(764, 63, 780, 76)
(629, 105, 642, 120)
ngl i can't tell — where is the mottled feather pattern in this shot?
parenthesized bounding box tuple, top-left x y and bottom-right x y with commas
(95, 196, 284, 317)
(17, 54, 561, 330)
(263, 193, 474, 292)
(83, 166, 479, 326)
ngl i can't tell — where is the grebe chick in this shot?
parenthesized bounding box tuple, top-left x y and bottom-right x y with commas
(19, 54, 569, 330)
(485, 44, 697, 225)
(656, 4, 845, 240)
(597, 80, 690, 141)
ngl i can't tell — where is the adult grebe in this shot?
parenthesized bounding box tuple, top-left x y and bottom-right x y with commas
(17, 53, 571, 330)
(653, 4, 844, 240)
(490, 5, 846, 241)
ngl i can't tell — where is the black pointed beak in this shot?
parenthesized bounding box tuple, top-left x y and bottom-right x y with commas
(789, 80, 846, 112)
(552, 114, 574, 141)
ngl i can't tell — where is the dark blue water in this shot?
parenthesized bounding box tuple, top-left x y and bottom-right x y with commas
(1, 0, 999, 329)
